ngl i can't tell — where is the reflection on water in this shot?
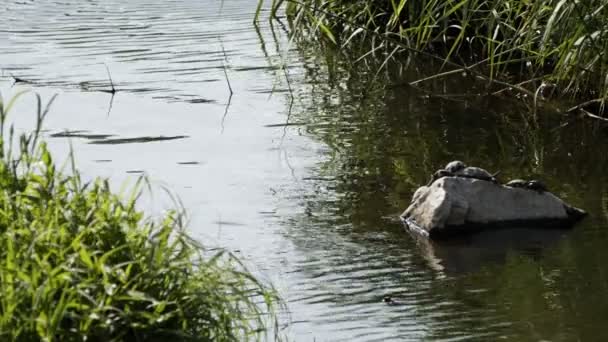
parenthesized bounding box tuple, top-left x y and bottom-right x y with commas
(87, 135, 189, 144)
(410, 227, 571, 276)
(2, 0, 608, 341)
(49, 130, 189, 144)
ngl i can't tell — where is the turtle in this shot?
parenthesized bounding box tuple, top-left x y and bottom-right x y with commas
(445, 160, 466, 173)
(454, 166, 498, 183)
(525, 180, 548, 193)
(382, 296, 403, 306)
(426, 169, 454, 186)
(505, 179, 528, 188)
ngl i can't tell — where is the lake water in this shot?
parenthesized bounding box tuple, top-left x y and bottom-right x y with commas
(2, 1, 608, 340)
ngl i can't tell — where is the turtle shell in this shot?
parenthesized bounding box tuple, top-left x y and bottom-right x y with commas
(457, 166, 495, 181)
(506, 179, 527, 188)
(445, 160, 466, 173)
(526, 180, 547, 192)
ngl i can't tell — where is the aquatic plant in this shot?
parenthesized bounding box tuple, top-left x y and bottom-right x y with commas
(0, 91, 280, 341)
(257, 0, 608, 115)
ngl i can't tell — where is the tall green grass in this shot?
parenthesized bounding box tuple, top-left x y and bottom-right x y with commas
(258, 0, 608, 113)
(0, 91, 280, 341)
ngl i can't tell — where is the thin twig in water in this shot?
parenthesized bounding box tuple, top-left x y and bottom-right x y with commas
(409, 68, 466, 86)
(103, 64, 116, 94)
(279, 65, 294, 146)
(491, 77, 545, 95)
(567, 98, 607, 113)
(580, 109, 608, 123)
(219, 38, 233, 133)
(10, 74, 31, 85)
(106, 92, 115, 117)
(221, 91, 232, 134)
(220, 40, 233, 96)
(473, 75, 536, 98)
(253, 12, 297, 146)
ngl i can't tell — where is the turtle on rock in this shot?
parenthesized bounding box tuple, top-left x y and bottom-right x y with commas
(441, 161, 499, 183)
(426, 169, 454, 186)
(526, 180, 548, 193)
(445, 160, 466, 173)
(505, 179, 528, 188)
(456, 166, 498, 183)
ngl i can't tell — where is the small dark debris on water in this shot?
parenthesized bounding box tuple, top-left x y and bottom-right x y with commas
(132, 87, 170, 94)
(12, 75, 33, 84)
(233, 65, 280, 72)
(177, 161, 200, 165)
(51, 130, 115, 140)
(382, 296, 403, 306)
(186, 98, 214, 104)
(153, 95, 216, 104)
(88, 135, 188, 145)
(264, 122, 307, 128)
(302, 176, 334, 181)
(126, 170, 145, 174)
(213, 221, 246, 227)
(93, 159, 112, 163)
(255, 88, 290, 94)
(50, 130, 86, 136)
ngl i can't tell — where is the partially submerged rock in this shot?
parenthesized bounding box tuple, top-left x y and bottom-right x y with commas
(402, 175, 586, 239)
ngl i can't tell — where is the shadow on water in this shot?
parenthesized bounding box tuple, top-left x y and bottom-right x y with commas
(88, 135, 188, 145)
(50, 130, 115, 140)
(50, 131, 188, 145)
(408, 227, 571, 276)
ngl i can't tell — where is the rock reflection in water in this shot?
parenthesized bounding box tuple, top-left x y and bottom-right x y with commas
(409, 227, 570, 276)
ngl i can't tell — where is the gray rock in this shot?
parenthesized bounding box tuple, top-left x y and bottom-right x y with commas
(401, 176, 586, 238)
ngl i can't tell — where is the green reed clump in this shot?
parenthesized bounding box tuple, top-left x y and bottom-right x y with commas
(259, 0, 608, 111)
(0, 91, 279, 341)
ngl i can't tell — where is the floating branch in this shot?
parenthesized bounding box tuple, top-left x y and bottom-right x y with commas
(220, 40, 233, 96)
(101, 63, 116, 94)
(219, 38, 233, 133)
(9, 73, 33, 86)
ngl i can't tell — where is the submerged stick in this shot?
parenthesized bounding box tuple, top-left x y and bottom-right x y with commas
(10, 74, 32, 85)
(567, 98, 607, 113)
(220, 41, 233, 96)
(219, 38, 233, 133)
(102, 63, 116, 94)
(409, 68, 466, 86)
(580, 109, 608, 123)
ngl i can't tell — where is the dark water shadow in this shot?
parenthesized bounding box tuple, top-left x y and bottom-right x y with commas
(407, 226, 572, 277)
(88, 135, 188, 145)
(50, 130, 115, 140)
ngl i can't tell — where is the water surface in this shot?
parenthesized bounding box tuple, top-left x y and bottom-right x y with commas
(2, 1, 608, 341)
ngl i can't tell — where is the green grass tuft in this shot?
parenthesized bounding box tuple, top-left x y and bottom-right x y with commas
(0, 91, 280, 341)
(262, 0, 608, 113)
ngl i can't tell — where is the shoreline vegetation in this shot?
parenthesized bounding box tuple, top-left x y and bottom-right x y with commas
(0, 91, 280, 340)
(256, 0, 608, 120)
